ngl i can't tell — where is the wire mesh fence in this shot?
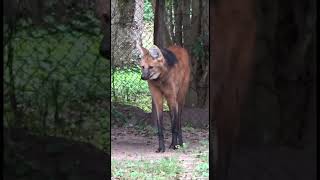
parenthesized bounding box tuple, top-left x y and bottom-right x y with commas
(111, 0, 209, 113)
(3, 1, 110, 151)
(111, 0, 154, 112)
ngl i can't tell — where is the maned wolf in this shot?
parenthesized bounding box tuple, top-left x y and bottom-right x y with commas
(137, 43, 191, 152)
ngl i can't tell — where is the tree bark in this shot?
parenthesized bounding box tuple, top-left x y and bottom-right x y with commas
(182, 0, 191, 47)
(154, 0, 165, 47)
(111, 0, 143, 66)
(173, 0, 182, 45)
(185, 0, 200, 107)
(168, 0, 174, 41)
(152, 0, 172, 47)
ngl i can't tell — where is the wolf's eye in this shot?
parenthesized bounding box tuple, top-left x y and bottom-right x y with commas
(141, 66, 145, 69)
(149, 66, 153, 69)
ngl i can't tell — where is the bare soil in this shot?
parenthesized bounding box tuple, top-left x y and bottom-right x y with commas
(111, 104, 209, 179)
(112, 126, 209, 179)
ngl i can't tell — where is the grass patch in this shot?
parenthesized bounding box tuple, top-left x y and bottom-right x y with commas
(111, 68, 151, 112)
(194, 141, 209, 178)
(195, 161, 209, 178)
(112, 157, 183, 179)
(111, 68, 169, 113)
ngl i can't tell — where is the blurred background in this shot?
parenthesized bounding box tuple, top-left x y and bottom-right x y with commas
(3, 0, 110, 179)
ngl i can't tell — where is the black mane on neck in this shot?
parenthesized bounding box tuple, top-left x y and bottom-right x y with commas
(160, 48, 178, 66)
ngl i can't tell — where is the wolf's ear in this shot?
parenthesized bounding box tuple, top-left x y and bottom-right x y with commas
(149, 45, 164, 62)
(136, 42, 148, 57)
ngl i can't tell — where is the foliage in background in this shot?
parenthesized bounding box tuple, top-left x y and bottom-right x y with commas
(111, 67, 150, 112)
(3, 13, 110, 152)
(111, 67, 169, 113)
(192, 37, 206, 61)
(143, 0, 154, 22)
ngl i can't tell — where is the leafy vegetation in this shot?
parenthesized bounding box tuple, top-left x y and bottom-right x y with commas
(111, 67, 169, 113)
(195, 160, 209, 177)
(194, 141, 209, 178)
(3, 16, 110, 152)
(112, 67, 151, 112)
(143, 0, 154, 22)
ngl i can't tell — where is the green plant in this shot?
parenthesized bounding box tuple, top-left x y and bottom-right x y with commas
(195, 162, 209, 177)
(111, 67, 151, 112)
(3, 16, 110, 152)
(194, 149, 209, 178)
(144, 0, 154, 22)
(111, 67, 171, 114)
(192, 37, 205, 60)
(112, 157, 182, 179)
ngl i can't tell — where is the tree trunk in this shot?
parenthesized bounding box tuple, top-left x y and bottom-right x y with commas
(111, 0, 143, 67)
(186, 1, 200, 107)
(182, 0, 191, 48)
(154, 0, 165, 47)
(173, 0, 182, 45)
(197, 0, 209, 107)
(152, 0, 172, 47)
(168, 0, 174, 42)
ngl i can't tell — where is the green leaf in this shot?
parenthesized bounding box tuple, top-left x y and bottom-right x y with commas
(57, 25, 68, 31)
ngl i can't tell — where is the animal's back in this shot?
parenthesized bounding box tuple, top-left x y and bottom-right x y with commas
(167, 45, 190, 73)
(167, 45, 191, 104)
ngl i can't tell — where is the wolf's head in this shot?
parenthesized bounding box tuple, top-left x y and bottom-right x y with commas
(136, 43, 167, 80)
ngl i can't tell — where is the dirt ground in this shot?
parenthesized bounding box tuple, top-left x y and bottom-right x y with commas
(111, 104, 209, 179)
(111, 126, 209, 179)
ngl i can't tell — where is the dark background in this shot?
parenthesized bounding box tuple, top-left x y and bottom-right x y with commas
(210, 0, 316, 179)
(3, 0, 110, 179)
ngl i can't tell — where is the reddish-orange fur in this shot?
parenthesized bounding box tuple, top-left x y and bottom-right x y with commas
(149, 45, 190, 108)
(138, 44, 190, 152)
